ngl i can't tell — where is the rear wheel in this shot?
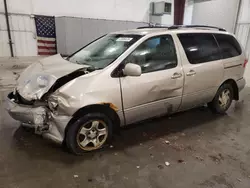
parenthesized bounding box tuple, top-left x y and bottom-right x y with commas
(66, 113, 113, 155)
(208, 84, 234, 114)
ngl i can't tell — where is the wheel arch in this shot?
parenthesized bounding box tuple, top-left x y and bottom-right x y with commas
(64, 103, 121, 141)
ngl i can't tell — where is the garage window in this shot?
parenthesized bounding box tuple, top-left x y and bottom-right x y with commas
(164, 3, 172, 14)
(178, 33, 221, 64)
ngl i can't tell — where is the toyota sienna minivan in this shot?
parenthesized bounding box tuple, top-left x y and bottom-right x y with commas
(6, 25, 247, 154)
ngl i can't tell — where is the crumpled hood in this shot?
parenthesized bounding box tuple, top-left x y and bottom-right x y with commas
(17, 54, 86, 101)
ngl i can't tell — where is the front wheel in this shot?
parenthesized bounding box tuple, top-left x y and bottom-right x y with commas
(66, 113, 113, 155)
(208, 84, 234, 114)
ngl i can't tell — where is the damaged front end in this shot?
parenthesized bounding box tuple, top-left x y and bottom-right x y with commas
(6, 54, 90, 144)
(6, 92, 71, 143)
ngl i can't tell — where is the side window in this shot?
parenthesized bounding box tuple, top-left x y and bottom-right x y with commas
(214, 34, 242, 59)
(124, 35, 177, 73)
(178, 33, 221, 64)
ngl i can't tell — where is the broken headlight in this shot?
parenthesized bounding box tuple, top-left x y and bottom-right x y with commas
(17, 74, 57, 101)
(37, 75, 49, 88)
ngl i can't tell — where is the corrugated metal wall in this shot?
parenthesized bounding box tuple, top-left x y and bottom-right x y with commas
(0, 14, 11, 56)
(0, 13, 37, 57)
(235, 0, 250, 85)
(0, 0, 154, 57)
(191, 0, 239, 33)
(236, 23, 250, 86)
(235, 0, 250, 56)
(0, 14, 147, 57)
(1, 14, 147, 57)
(236, 23, 250, 56)
(55, 17, 147, 55)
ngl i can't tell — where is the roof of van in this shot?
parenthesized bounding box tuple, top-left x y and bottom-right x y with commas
(111, 28, 231, 36)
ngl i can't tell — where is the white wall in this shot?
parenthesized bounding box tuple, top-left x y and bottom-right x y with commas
(0, 0, 174, 23)
(236, 0, 250, 54)
(0, 0, 156, 57)
(184, 0, 239, 33)
(236, 0, 250, 86)
(0, 0, 175, 24)
(0, 14, 10, 56)
(238, 0, 250, 23)
(183, 0, 194, 25)
(0, 0, 153, 22)
(0, 0, 176, 57)
(0, 13, 37, 57)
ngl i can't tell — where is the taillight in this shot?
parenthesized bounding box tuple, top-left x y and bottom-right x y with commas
(243, 59, 248, 68)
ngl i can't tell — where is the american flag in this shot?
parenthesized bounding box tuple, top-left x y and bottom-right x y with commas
(35, 15, 57, 55)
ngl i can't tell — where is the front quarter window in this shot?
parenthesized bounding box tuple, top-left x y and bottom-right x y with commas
(68, 34, 142, 70)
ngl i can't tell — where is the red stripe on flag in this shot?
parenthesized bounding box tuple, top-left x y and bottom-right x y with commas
(38, 52, 56, 55)
(38, 46, 56, 50)
(37, 40, 56, 44)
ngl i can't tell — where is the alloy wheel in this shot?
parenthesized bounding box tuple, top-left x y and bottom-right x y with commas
(77, 120, 108, 151)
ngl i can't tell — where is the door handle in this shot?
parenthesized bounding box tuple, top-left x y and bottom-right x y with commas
(186, 70, 196, 76)
(171, 72, 182, 79)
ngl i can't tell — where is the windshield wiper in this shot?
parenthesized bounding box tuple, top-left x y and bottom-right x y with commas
(80, 62, 102, 71)
(86, 66, 102, 72)
(72, 60, 102, 71)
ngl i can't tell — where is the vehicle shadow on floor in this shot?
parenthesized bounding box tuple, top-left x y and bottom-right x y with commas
(116, 106, 222, 146)
(11, 104, 244, 164)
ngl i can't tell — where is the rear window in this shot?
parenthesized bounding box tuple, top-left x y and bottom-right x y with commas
(178, 33, 221, 64)
(214, 34, 242, 59)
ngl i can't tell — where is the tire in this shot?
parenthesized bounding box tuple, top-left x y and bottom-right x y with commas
(208, 83, 234, 114)
(66, 113, 113, 155)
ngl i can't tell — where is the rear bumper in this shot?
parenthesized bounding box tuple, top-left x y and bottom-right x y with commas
(237, 77, 246, 92)
(5, 92, 71, 144)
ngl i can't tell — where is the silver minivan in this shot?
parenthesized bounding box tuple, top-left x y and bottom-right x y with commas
(6, 25, 247, 154)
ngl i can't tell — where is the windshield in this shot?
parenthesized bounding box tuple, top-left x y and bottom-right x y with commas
(68, 34, 142, 69)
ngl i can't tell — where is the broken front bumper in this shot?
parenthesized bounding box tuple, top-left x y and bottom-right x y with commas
(6, 92, 71, 144)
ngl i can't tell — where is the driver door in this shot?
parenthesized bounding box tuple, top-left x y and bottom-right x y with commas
(120, 35, 184, 125)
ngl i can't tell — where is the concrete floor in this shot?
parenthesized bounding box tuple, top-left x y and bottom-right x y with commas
(0, 58, 250, 188)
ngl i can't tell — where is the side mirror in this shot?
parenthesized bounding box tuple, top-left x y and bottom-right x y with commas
(123, 63, 142, 77)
